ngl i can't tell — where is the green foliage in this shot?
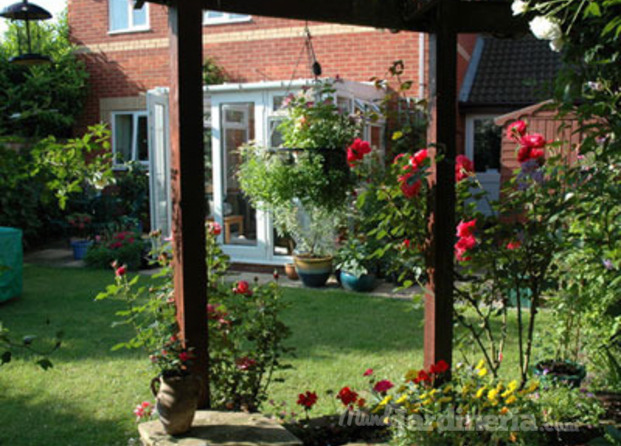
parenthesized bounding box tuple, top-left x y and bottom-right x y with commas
(537, 385, 605, 425)
(203, 55, 228, 85)
(0, 12, 89, 138)
(31, 124, 116, 209)
(0, 321, 63, 371)
(335, 237, 375, 279)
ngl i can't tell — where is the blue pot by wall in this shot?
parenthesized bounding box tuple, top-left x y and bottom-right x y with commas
(71, 240, 93, 260)
(340, 272, 377, 292)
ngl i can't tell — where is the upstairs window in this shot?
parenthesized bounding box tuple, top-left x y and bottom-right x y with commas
(112, 111, 149, 166)
(203, 10, 251, 25)
(109, 0, 149, 33)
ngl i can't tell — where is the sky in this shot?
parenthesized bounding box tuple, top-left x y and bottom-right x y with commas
(0, 0, 66, 38)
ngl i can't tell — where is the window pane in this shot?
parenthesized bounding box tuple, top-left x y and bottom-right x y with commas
(269, 119, 284, 148)
(137, 115, 149, 161)
(473, 118, 501, 172)
(205, 11, 224, 19)
(337, 96, 352, 114)
(114, 114, 133, 163)
(109, 0, 128, 31)
(229, 13, 249, 20)
(132, 3, 147, 27)
(272, 95, 285, 111)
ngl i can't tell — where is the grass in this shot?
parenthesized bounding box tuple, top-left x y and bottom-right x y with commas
(0, 265, 551, 445)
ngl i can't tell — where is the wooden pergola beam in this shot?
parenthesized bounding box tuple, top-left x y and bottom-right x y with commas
(146, 0, 528, 34)
(168, 0, 210, 407)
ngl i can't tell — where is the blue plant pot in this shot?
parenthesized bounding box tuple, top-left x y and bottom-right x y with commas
(294, 255, 332, 288)
(340, 271, 377, 292)
(71, 240, 92, 260)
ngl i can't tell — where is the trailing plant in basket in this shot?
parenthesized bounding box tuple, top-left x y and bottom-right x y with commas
(239, 81, 372, 258)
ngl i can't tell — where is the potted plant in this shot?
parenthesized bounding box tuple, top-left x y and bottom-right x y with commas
(335, 237, 378, 292)
(66, 212, 94, 260)
(239, 81, 371, 287)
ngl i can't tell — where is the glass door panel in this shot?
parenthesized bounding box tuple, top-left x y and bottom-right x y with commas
(220, 103, 257, 246)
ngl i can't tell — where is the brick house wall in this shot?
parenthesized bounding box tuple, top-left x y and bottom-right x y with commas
(68, 0, 476, 144)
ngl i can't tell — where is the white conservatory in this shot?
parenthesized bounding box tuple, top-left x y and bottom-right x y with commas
(147, 78, 386, 265)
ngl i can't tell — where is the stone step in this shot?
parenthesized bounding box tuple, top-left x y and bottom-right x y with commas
(139, 410, 302, 446)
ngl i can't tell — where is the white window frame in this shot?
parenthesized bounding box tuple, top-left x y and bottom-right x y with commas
(111, 111, 149, 168)
(203, 10, 252, 26)
(108, 0, 150, 34)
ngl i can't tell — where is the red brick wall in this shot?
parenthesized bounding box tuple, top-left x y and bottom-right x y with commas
(69, 0, 476, 149)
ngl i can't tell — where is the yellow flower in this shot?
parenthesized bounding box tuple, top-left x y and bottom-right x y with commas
(475, 386, 487, 399)
(505, 395, 517, 405)
(383, 417, 390, 424)
(438, 396, 453, 404)
(422, 398, 433, 406)
(488, 388, 499, 401)
(500, 406, 509, 415)
(420, 392, 429, 400)
(396, 394, 409, 405)
(392, 131, 404, 141)
(429, 389, 438, 397)
(475, 359, 486, 370)
(508, 380, 518, 391)
(443, 385, 453, 394)
(509, 432, 517, 443)
(477, 367, 488, 378)
(379, 395, 392, 407)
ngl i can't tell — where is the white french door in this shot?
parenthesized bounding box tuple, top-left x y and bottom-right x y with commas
(210, 93, 270, 262)
(147, 88, 171, 237)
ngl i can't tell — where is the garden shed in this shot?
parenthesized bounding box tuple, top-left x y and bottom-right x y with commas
(147, 78, 385, 265)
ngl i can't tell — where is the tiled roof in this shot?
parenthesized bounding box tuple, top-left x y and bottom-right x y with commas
(459, 35, 562, 108)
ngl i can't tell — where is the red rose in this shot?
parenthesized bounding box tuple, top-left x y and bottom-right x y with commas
(430, 360, 450, 374)
(455, 155, 474, 182)
(179, 351, 191, 362)
(115, 265, 127, 277)
(373, 380, 394, 393)
(363, 368, 374, 377)
(398, 173, 422, 199)
(235, 356, 257, 370)
(297, 391, 318, 409)
(402, 239, 411, 249)
(337, 386, 359, 406)
(208, 222, 222, 236)
(414, 370, 431, 384)
(507, 120, 527, 141)
(412, 148, 429, 167)
(506, 240, 521, 250)
(357, 398, 366, 408)
(234, 280, 252, 296)
(456, 219, 476, 238)
(520, 133, 546, 149)
(517, 145, 532, 163)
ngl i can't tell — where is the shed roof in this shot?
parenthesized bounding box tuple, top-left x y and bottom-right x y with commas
(459, 35, 562, 109)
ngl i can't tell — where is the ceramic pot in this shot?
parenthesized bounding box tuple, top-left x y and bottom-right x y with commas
(284, 263, 299, 280)
(293, 255, 332, 287)
(150, 373, 201, 435)
(340, 271, 377, 292)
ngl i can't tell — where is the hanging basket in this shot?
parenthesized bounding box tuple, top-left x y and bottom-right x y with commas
(276, 147, 350, 176)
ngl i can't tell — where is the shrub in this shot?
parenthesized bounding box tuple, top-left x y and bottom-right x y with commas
(85, 231, 145, 270)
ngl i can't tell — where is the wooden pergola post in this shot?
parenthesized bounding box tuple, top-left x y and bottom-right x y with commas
(424, 0, 457, 370)
(168, 0, 210, 407)
(146, 0, 527, 394)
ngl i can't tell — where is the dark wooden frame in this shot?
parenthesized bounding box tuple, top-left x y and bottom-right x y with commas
(146, 0, 528, 407)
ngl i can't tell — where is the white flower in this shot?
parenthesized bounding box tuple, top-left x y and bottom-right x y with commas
(549, 37, 564, 52)
(511, 0, 529, 16)
(529, 15, 563, 41)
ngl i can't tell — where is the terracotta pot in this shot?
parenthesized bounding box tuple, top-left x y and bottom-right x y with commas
(151, 373, 201, 435)
(284, 263, 299, 280)
(294, 255, 332, 287)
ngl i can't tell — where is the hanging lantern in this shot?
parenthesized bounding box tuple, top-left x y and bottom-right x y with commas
(0, 0, 53, 66)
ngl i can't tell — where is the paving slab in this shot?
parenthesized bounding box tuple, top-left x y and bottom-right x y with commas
(139, 410, 303, 446)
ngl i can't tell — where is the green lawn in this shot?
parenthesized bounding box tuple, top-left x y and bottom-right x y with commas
(0, 265, 549, 445)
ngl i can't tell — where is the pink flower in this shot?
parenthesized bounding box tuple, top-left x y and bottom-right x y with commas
(178, 351, 191, 362)
(507, 120, 527, 141)
(233, 280, 252, 296)
(373, 380, 394, 393)
(455, 155, 474, 182)
(115, 265, 127, 277)
(455, 234, 476, 262)
(363, 368, 374, 377)
(456, 219, 476, 238)
(506, 240, 521, 250)
(208, 222, 222, 236)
